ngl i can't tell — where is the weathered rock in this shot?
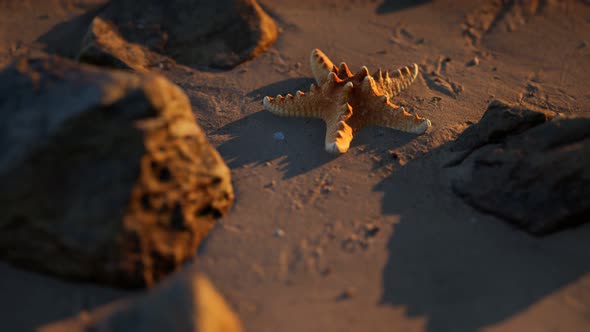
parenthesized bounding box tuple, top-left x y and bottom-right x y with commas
(79, 0, 278, 70)
(449, 100, 590, 234)
(0, 56, 233, 287)
(79, 16, 167, 73)
(40, 271, 243, 332)
(445, 99, 556, 166)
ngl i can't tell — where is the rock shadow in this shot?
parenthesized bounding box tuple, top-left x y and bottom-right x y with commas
(374, 143, 590, 331)
(0, 262, 130, 332)
(377, 0, 433, 14)
(37, 2, 107, 58)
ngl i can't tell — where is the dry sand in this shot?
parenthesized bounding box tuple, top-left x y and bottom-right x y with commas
(1, 0, 589, 331)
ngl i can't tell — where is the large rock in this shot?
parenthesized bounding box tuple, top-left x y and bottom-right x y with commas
(0, 56, 234, 287)
(444, 99, 556, 167)
(79, 0, 278, 70)
(40, 271, 243, 332)
(449, 100, 590, 234)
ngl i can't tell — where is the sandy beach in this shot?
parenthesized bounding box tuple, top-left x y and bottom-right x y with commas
(0, 0, 589, 331)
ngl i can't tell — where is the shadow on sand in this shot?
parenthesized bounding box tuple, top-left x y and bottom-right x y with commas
(215, 110, 425, 179)
(0, 262, 130, 331)
(246, 77, 316, 100)
(37, 3, 107, 58)
(374, 143, 590, 331)
(377, 0, 433, 14)
(215, 109, 338, 179)
(218, 76, 418, 179)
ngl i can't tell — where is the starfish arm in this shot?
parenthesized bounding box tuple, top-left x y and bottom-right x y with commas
(372, 63, 419, 98)
(358, 75, 431, 134)
(376, 104, 431, 134)
(263, 73, 350, 119)
(324, 103, 354, 154)
(322, 78, 355, 154)
(310, 49, 336, 85)
(263, 85, 328, 119)
(335, 62, 353, 79)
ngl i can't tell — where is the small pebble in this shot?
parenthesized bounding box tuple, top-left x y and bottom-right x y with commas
(273, 131, 285, 141)
(313, 247, 323, 257)
(337, 287, 357, 301)
(467, 57, 479, 67)
(274, 229, 285, 238)
(364, 224, 380, 238)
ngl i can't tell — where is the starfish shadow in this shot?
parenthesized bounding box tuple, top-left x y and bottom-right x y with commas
(215, 111, 420, 179)
(376, 0, 433, 14)
(374, 142, 590, 331)
(215, 110, 337, 179)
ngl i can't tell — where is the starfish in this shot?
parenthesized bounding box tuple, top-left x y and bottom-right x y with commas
(263, 49, 432, 154)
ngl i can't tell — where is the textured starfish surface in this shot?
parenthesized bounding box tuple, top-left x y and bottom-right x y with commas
(263, 49, 432, 154)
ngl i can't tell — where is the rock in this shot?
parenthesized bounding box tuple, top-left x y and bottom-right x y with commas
(40, 271, 243, 332)
(466, 56, 479, 67)
(449, 100, 590, 234)
(444, 99, 556, 167)
(336, 287, 357, 301)
(79, 0, 278, 70)
(79, 16, 167, 73)
(0, 56, 233, 287)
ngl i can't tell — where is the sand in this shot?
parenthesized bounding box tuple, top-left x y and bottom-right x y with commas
(0, 0, 589, 331)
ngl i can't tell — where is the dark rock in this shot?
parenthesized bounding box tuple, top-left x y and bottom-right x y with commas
(40, 271, 243, 332)
(445, 99, 556, 167)
(78, 0, 278, 70)
(449, 100, 590, 235)
(79, 17, 167, 73)
(0, 56, 234, 287)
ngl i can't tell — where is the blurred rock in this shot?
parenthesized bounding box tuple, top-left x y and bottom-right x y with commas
(40, 271, 243, 332)
(0, 56, 233, 287)
(79, 16, 166, 72)
(466, 56, 479, 67)
(449, 100, 590, 234)
(79, 0, 278, 70)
